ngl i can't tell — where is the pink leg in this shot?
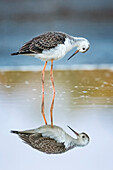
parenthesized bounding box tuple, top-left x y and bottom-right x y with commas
(50, 59, 55, 94)
(50, 93, 55, 127)
(41, 93, 47, 125)
(42, 61, 47, 94)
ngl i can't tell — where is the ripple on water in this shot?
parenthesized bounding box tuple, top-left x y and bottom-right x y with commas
(32, 97, 36, 101)
(24, 81, 29, 85)
(82, 90, 87, 93)
(74, 86, 78, 88)
(103, 81, 108, 85)
(101, 84, 104, 88)
(4, 85, 11, 88)
(32, 88, 37, 91)
(80, 95, 85, 98)
(95, 87, 99, 90)
(62, 91, 66, 94)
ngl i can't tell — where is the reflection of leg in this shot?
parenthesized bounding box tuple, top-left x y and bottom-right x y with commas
(42, 61, 47, 94)
(41, 93, 47, 125)
(50, 59, 55, 94)
(50, 93, 55, 127)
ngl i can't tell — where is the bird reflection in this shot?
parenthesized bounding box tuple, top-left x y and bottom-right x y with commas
(41, 92, 55, 127)
(11, 79, 90, 154)
(50, 93, 55, 127)
(41, 93, 47, 125)
(11, 125, 90, 154)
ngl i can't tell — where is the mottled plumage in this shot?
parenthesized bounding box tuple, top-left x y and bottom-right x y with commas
(11, 32, 66, 55)
(12, 131, 66, 154)
(11, 125, 90, 154)
(11, 31, 90, 95)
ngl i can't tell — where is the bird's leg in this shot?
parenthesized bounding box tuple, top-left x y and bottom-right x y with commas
(42, 61, 47, 94)
(41, 93, 47, 125)
(50, 93, 55, 127)
(50, 59, 55, 94)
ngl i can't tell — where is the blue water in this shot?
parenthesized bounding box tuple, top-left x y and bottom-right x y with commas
(1, 20, 113, 66)
(0, 0, 113, 66)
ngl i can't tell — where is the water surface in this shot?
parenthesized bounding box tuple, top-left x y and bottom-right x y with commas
(0, 69, 113, 170)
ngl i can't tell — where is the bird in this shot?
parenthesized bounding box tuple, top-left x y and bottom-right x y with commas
(11, 31, 90, 95)
(11, 124, 90, 154)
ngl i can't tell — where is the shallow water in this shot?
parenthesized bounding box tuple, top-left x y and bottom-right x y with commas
(0, 69, 113, 170)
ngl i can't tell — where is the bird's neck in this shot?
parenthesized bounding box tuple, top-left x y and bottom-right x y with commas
(74, 138, 86, 147)
(69, 138, 84, 148)
(68, 36, 86, 47)
(64, 36, 85, 54)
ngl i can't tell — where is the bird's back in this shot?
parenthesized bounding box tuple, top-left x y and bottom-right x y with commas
(11, 125, 73, 154)
(11, 32, 67, 56)
(20, 132, 66, 154)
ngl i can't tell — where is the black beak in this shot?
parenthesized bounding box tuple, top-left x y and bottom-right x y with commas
(67, 50, 79, 61)
(67, 125, 79, 136)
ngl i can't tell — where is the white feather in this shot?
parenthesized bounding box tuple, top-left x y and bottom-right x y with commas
(34, 38, 77, 61)
(35, 125, 75, 148)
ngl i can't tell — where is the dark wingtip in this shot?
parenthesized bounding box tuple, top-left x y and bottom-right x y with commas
(11, 52, 19, 56)
(11, 130, 19, 134)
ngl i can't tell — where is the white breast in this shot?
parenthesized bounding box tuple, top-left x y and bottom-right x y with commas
(34, 38, 75, 61)
(35, 125, 75, 149)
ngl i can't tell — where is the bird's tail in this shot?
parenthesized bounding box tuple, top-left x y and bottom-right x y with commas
(11, 52, 20, 55)
(11, 129, 35, 135)
(11, 51, 34, 55)
(11, 130, 20, 134)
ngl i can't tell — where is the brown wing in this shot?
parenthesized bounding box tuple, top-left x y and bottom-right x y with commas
(19, 133, 66, 154)
(19, 32, 66, 54)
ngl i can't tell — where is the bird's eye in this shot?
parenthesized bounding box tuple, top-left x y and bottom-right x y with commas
(82, 135, 85, 138)
(82, 48, 85, 50)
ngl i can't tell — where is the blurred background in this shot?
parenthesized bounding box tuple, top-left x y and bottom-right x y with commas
(0, 0, 113, 66)
(0, 1, 113, 170)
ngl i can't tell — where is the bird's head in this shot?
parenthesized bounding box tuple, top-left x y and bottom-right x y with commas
(67, 125, 90, 147)
(67, 38, 90, 60)
(76, 132, 90, 146)
(77, 39, 90, 53)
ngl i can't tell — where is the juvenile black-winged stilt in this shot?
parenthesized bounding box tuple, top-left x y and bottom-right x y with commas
(11, 125, 90, 154)
(11, 31, 90, 94)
